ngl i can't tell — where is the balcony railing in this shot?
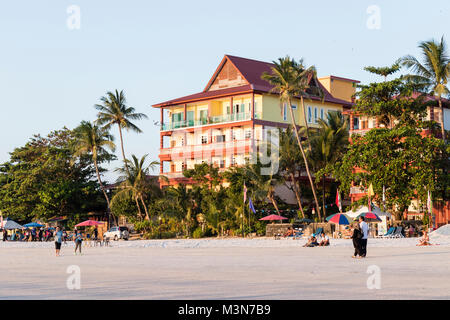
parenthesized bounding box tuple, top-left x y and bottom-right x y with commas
(161, 112, 262, 131)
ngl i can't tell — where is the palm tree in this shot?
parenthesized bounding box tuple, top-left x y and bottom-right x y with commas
(113, 154, 159, 221)
(73, 121, 116, 223)
(261, 56, 322, 221)
(95, 90, 148, 173)
(279, 126, 305, 217)
(167, 184, 195, 236)
(308, 111, 349, 218)
(401, 37, 450, 140)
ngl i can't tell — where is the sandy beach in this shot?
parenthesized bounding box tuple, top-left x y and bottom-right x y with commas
(1, 236, 449, 300)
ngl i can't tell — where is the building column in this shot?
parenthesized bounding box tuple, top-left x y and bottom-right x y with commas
(184, 103, 187, 121)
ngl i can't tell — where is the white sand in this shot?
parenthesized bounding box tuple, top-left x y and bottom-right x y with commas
(1, 236, 449, 300)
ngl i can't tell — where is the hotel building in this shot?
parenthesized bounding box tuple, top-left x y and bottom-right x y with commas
(152, 55, 358, 188)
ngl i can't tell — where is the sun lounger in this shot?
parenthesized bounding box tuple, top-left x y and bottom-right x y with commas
(391, 226, 404, 238)
(377, 227, 395, 238)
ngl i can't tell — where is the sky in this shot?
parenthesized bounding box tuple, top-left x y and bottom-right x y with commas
(0, 0, 449, 181)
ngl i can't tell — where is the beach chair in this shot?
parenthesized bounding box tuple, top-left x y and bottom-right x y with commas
(315, 227, 323, 236)
(392, 226, 404, 238)
(378, 227, 395, 238)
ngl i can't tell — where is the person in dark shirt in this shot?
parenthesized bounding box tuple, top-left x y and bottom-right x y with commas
(351, 223, 363, 258)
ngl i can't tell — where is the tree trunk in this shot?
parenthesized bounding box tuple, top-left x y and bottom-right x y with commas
(140, 195, 151, 221)
(289, 172, 304, 218)
(94, 158, 115, 225)
(269, 194, 280, 214)
(300, 96, 313, 152)
(438, 98, 445, 141)
(322, 175, 326, 219)
(135, 196, 143, 220)
(118, 124, 130, 175)
(287, 96, 322, 221)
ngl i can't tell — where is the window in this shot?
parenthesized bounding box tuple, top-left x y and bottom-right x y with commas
(245, 129, 252, 139)
(291, 104, 297, 110)
(226, 105, 230, 115)
(353, 117, 359, 130)
(216, 135, 225, 143)
(240, 103, 245, 113)
(201, 136, 208, 144)
(307, 106, 312, 123)
(283, 104, 287, 121)
(314, 107, 318, 123)
(199, 110, 208, 124)
(320, 108, 324, 120)
(219, 159, 225, 169)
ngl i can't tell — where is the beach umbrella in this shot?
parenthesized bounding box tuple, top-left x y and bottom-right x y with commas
(75, 220, 104, 227)
(24, 222, 44, 228)
(1, 218, 23, 230)
(355, 212, 382, 222)
(326, 213, 351, 225)
(259, 214, 288, 222)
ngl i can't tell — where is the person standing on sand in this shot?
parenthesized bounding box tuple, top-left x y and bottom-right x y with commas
(359, 216, 369, 258)
(74, 230, 83, 255)
(351, 223, 363, 258)
(54, 227, 63, 256)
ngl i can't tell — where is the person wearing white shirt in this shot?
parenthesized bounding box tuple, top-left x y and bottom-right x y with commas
(318, 232, 330, 246)
(359, 216, 369, 257)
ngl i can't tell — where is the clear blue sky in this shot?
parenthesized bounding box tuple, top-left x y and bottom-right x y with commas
(1, 0, 449, 181)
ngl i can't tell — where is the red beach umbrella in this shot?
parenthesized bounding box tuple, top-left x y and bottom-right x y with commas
(259, 214, 288, 221)
(75, 220, 104, 227)
(356, 212, 382, 222)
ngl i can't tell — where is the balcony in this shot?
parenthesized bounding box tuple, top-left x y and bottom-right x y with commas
(161, 112, 262, 131)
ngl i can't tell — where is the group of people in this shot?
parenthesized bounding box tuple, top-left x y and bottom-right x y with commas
(1, 227, 63, 242)
(303, 231, 330, 247)
(54, 226, 100, 256)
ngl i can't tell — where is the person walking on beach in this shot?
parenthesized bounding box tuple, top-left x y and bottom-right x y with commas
(359, 216, 369, 258)
(54, 227, 63, 256)
(74, 230, 83, 255)
(351, 223, 363, 258)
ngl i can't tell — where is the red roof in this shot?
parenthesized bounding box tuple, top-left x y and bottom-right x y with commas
(152, 55, 354, 108)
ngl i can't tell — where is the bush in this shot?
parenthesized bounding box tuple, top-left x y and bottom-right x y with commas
(143, 231, 176, 239)
(192, 227, 203, 239)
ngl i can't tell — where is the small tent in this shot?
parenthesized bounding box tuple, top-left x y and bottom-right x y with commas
(344, 204, 391, 219)
(0, 218, 24, 230)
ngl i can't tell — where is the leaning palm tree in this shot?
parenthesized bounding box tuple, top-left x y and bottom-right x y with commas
(113, 154, 159, 221)
(401, 37, 450, 139)
(279, 126, 305, 217)
(261, 56, 322, 221)
(308, 111, 349, 218)
(95, 90, 148, 173)
(73, 121, 116, 223)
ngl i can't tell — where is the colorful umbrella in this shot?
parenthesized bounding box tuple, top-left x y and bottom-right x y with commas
(326, 213, 351, 225)
(259, 214, 288, 221)
(24, 222, 44, 228)
(75, 220, 104, 227)
(356, 212, 381, 222)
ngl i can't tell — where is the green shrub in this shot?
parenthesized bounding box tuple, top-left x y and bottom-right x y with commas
(192, 227, 203, 239)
